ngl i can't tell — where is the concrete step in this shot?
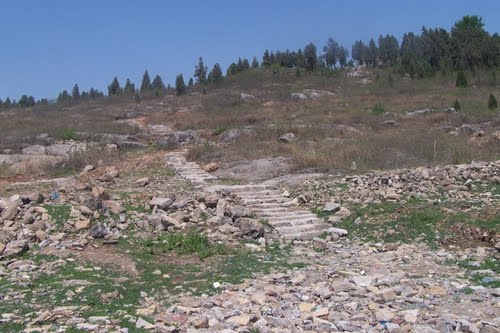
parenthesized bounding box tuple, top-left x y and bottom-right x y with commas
(237, 194, 284, 200)
(270, 218, 325, 228)
(226, 185, 275, 193)
(248, 202, 297, 209)
(281, 229, 327, 240)
(241, 198, 292, 205)
(258, 211, 317, 218)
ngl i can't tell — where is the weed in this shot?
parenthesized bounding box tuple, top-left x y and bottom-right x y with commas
(259, 218, 271, 227)
(448, 256, 499, 288)
(43, 204, 71, 229)
(138, 231, 233, 259)
(59, 128, 77, 140)
(212, 127, 226, 136)
(372, 103, 386, 115)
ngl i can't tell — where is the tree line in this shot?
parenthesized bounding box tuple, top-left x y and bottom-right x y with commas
(2, 15, 499, 109)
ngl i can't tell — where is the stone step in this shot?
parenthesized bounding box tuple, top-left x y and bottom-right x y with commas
(225, 185, 275, 193)
(251, 207, 310, 213)
(247, 202, 297, 209)
(237, 194, 284, 200)
(267, 215, 322, 223)
(241, 198, 293, 205)
(278, 223, 330, 235)
(281, 229, 327, 240)
(270, 218, 325, 228)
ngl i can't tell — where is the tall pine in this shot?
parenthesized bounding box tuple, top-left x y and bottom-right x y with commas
(140, 70, 152, 92)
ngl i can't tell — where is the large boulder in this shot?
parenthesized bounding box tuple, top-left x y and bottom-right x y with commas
(279, 133, 295, 143)
(155, 130, 200, 147)
(234, 218, 264, 239)
(220, 129, 240, 143)
(22, 145, 47, 155)
(149, 197, 174, 210)
(88, 223, 109, 238)
(1, 239, 29, 258)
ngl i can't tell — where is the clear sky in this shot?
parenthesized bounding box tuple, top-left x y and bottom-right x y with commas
(1, 0, 499, 100)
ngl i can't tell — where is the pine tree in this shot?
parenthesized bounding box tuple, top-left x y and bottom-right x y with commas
(0, 99, 3, 108)
(4, 97, 11, 108)
(152, 75, 165, 96)
(175, 74, 186, 95)
(251, 56, 259, 68)
(304, 42, 317, 71)
(188, 78, 194, 87)
(242, 58, 250, 70)
(108, 77, 121, 95)
(263, 49, 271, 66)
(140, 70, 152, 92)
(19, 95, 29, 107)
(124, 79, 136, 95)
(208, 63, 223, 83)
(57, 90, 70, 103)
(72, 84, 80, 101)
(194, 57, 208, 84)
(226, 63, 237, 76)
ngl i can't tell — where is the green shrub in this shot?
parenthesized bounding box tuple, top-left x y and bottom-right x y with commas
(372, 103, 386, 115)
(456, 71, 467, 88)
(488, 93, 497, 110)
(59, 128, 77, 140)
(453, 99, 461, 111)
(212, 127, 226, 136)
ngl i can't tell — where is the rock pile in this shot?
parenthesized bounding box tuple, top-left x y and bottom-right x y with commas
(295, 160, 500, 208)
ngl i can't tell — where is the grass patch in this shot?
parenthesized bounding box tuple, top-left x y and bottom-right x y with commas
(136, 231, 233, 259)
(449, 256, 500, 288)
(0, 254, 150, 332)
(212, 126, 226, 136)
(337, 200, 499, 247)
(118, 234, 306, 296)
(372, 103, 386, 115)
(58, 128, 77, 140)
(43, 204, 71, 229)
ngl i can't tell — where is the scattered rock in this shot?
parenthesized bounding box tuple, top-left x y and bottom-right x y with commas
(279, 133, 295, 143)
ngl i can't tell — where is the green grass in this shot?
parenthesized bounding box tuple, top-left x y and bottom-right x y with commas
(448, 256, 499, 288)
(135, 231, 233, 259)
(0, 254, 150, 332)
(43, 204, 71, 229)
(59, 128, 77, 140)
(119, 234, 306, 296)
(336, 200, 499, 247)
(473, 182, 500, 196)
(212, 126, 226, 136)
(372, 103, 386, 115)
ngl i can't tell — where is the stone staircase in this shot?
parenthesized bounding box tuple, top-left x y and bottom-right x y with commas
(165, 151, 217, 187)
(165, 151, 330, 240)
(221, 184, 330, 240)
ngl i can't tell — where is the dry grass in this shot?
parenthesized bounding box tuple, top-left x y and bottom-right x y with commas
(179, 68, 500, 172)
(0, 101, 140, 149)
(2, 67, 500, 176)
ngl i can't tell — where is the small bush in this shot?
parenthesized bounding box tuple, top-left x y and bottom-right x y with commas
(59, 128, 77, 141)
(212, 127, 226, 136)
(144, 231, 232, 259)
(372, 103, 386, 115)
(456, 71, 467, 88)
(453, 99, 461, 111)
(488, 93, 497, 110)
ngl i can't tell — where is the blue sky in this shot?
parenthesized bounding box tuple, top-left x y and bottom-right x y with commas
(1, 0, 499, 100)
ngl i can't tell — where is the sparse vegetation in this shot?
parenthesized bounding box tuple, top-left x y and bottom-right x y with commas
(372, 103, 386, 115)
(488, 93, 497, 110)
